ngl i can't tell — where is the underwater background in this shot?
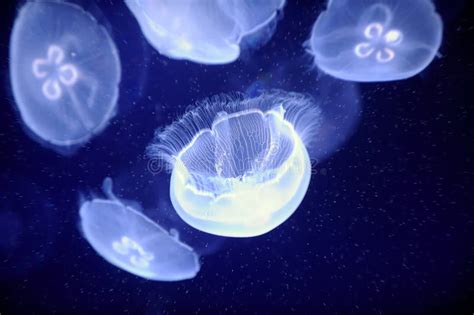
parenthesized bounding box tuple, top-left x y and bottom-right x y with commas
(1, 0, 473, 314)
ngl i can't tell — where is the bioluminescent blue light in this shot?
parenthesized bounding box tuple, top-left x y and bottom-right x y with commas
(307, 0, 443, 82)
(148, 92, 321, 237)
(125, 0, 285, 64)
(79, 178, 200, 281)
(9, 2, 121, 147)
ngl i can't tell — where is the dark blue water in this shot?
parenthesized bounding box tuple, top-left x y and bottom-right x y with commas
(1, 0, 473, 314)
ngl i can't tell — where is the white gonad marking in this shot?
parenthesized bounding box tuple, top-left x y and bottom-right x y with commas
(32, 58, 48, 79)
(58, 64, 78, 86)
(48, 45, 65, 65)
(31, 44, 79, 100)
(376, 48, 395, 63)
(364, 23, 384, 39)
(42, 78, 62, 100)
(112, 236, 155, 269)
(384, 29, 403, 45)
(354, 23, 403, 63)
(354, 42, 375, 58)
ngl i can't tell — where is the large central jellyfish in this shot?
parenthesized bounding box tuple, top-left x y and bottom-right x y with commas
(148, 92, 320, 237)
(125, 0, 285, 64)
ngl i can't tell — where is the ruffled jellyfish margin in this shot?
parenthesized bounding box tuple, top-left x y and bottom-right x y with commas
(147, 91, 322, 237)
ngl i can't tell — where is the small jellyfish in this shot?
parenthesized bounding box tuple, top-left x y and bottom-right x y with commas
(307, 0, 443, 82)
(147, 92, 321, 237)
(125, 0, 285, 64)
(9, 2, 121, 148)
(79, 178, 200, 281)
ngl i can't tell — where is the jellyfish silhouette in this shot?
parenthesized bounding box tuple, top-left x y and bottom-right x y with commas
(307, 0, 443, 82)
(148, 92, 321, 237)
(9, 1, 121, 148)
(79, 178, 200, 281)
(125, 0, 285, 64)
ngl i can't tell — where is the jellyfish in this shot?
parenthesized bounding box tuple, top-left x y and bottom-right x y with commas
(147, 92, 321, 237)
(79, 178, 200, 281)
(307, 0, 443, 82)
(125, 0, 285, 64)
(9, 1, 121, 148)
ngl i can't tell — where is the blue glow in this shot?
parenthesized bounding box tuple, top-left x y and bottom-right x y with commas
(9, 2, 121, 147)
(148, 92, 321, 237)
(79, 178, 200, 281)
(307, 0, 443, 82)
(125, 0, 285, 64)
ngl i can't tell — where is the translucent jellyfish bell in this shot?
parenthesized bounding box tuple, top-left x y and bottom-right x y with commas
(307, 0, 443, 82)
(148, 92, 321, 237)
(9, 2, 121, 147)
(125, 0, 285, 64)
(79, 178, 200, 281)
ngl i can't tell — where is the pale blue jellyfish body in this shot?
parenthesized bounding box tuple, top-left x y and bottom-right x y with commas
(79, 179, 200, 281)
(125, 0, 285, 64)
(148, 92, 320, 237)
(308, 0, 443, 82)
(9, 2, 121, 147)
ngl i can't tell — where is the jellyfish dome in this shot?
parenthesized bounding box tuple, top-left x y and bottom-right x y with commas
(125, 0, 285, 64)
(307, 0, 443, 82)
(148, 92, 321, 237)
(79, 178, 200, 281)
(9, 1, 121, 147)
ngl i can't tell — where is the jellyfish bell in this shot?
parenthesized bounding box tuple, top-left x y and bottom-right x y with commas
(148, 92, 321, 237)
(79, 178, 200, 281)
(125, 0, 285, 64)
(238, 12, 280, 59)
(9, 1, 121, 151)
(217, 0, 285, 36)
(307, 0, 443, 82)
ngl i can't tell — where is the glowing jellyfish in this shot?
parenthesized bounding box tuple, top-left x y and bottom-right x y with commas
(9, 2, 121, 148)
(125, 0, 285, 64)
(148, 92, 321, 237)
(307, 0, 443, 82)
(79, 178, 200, 281)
